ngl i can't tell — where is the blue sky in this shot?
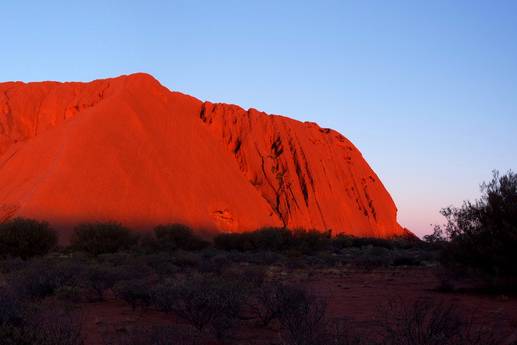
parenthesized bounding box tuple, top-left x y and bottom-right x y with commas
(1, 1, 516, 236)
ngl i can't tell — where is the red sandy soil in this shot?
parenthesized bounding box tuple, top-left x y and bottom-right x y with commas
(0, 73, 408, 238)
(79, 267, 517, 345)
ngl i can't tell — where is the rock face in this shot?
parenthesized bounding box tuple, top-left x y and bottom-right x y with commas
(0, 73, 408, 238)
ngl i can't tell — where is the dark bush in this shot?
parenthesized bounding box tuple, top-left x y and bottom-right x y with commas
(391, 252, 422, 267)
(197, 254, 229, 274)
(0, 257, 25, 274)
(214, 227, 290, 251)
(333, 234, 422, 251)
(110, 324, 198, 345)
(249, 281, 332, 341)
(350, 247, 391, 270)
(113, 279, 152, 310)
(150, 275, 244, 340)
(334, 235, 392, 249)
(150, 281, 178, 313)
(70, 222, 138, 255)
(141, 253, 179, 276)
(290, 229, 331, 253)
(376, 297, 501, 345)
(225, 266, 266, 288)
(0, 287, 84, 345)
(77, 263, 145, 301)
(213, 233, 246, 251)
(423, 225, 448, 248)
(0, 288, 24, 326)
(9, 259, 84, 300)
(0, 218, 57, 259)
(249, 281, 285, 326)
(214, 227, 332, 253)
(437, 171, 517, 289)
(247, 227, 292, 251)
(171, 250, 201, 268)
(278, 285, 328, 345)
(23, 307, 84, 345)
(154, 224, 209, 251)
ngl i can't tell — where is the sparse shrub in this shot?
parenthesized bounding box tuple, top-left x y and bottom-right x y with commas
(0, 288, 24, 326)
(391, 252, 421, 267)
(290, 229, 331, 253)
(376, 297, 501, 345)
(77, 264, 128, 301)
(135, 232, 160, 253)
(154, 224, 209, 251)
(110, 324, 199, 345)
(96, 252, 136, 266)
(197, 254, 229, 274)
(24, 307, 84, 345)
(142, 253, 179, 276)
(214, 227, 290, 251)
(351, 247, 391, 270)
(214, 228, 424, 257)
(55, 285, 88, 303)
(225, 250, 283, 265)
(333, 235, 383, 249)
(423, 225, 448, 248)
(333, 234, 422, 251)
(0, 257, 25, 274)
(151, 275, 244, 340)
(249, 281, 331, 342)
(213, 232, 251, 251)
(438, 171, 517, 290)
(214, 227, 333, 254)
(0, 287, 84, 345)
(171, 250, 201, 268)
(249, 281, 285, 327)
(248, 227, 292, 251)
(150, 281, 178, 313)
(232, 266, 267, 288)
(331, 234, 354, 249)
(113, 279, 152, 310)
(278, 285, 328, 345)
(0, 218, 57, 259)
(313, 252, 340, 266)
(324, 319, 363, 345)
(70, 222, 138, 255)
(9, 258, 85, 300)
(0, 288, 26, 345)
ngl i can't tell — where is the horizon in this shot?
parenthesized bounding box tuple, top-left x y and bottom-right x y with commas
(2, 1, 516, 237)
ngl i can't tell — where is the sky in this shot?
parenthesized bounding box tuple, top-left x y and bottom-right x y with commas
(1, 1, 516, 237)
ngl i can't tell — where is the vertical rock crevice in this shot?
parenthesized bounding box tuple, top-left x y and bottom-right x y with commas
(198, 100, 406, 236)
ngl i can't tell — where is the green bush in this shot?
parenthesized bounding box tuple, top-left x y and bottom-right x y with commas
(70, 222, 138, 255)
(154, 224, 209, 251)
(0, 218, 57, 259)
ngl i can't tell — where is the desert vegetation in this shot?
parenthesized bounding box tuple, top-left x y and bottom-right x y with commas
(0, 172, 516, 344)
(426, 170, 517, 293)
(0, 218, 57, 259)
